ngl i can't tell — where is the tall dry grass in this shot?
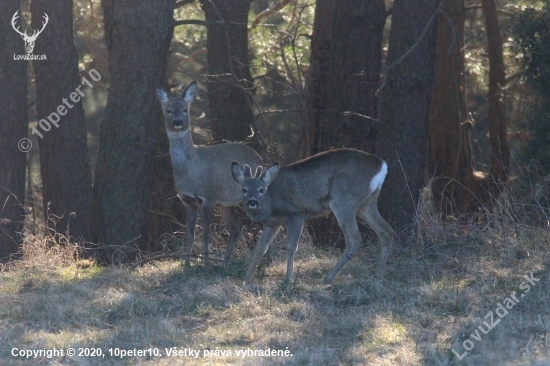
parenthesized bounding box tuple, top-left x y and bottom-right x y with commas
(0, 165, 549, 365)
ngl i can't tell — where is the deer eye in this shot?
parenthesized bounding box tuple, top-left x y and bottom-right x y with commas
(242, 188, 248, 194)
(166, 109, 172, 114)
(259, 188, 264, 194)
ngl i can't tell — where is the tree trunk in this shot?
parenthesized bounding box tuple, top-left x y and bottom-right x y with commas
(319, 0, 385, 153)
(377, 0, 441, 232)
(428, 0, 510, 217)
(307, 0, 385, 248)
(428, 0, 478, 215)
(32, 0, 93, 245)
(482, 0, 509, 188)
(0, 0, 27, 260)
(307, 0, 335, 156)
(94, 0, 175, 262)
(199, 0, 258, 148)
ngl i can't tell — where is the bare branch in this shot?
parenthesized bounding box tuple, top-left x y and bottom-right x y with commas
(173, 19, 210, 27)
(252, 0, 293, 29)
(174, 0, 195, 10)
(465, 4, 515, 15)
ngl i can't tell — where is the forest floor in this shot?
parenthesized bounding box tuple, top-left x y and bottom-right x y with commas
(1, 200, 550, 365)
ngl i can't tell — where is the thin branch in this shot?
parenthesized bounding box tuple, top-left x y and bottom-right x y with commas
(173, 19, 210, 27)
(376, 0, 451, 96)
(342, 111, 380, 122)
(465, 4, 515, 15)
(252, 0, 293, 29)
(174, 0, 195, 10)
(128, 251, 227, 270)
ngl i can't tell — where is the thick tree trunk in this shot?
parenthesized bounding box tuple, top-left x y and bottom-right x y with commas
(307, 0, 385, 248)
(377, 0, 441, 232)
(428, 0, 478, 215)
(199, 0, 258, 148)
(94, 0, 175, 262)
(319, 0, 385, 153)
(307, 0, 335, 156)
(429, 0, 509, 217)
(0, 0, 27, 260)
(482, 0, 509, 187)
(32, 0, 93, 245)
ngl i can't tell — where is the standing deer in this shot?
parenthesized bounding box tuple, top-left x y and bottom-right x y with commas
(231, 149, 395, 284)
(156, 81, 262, 266)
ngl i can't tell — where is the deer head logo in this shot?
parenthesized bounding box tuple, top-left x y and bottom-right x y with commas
(11, 11, 49, 54)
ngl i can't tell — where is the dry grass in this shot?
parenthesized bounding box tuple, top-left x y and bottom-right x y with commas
(1, 181, 550, 365)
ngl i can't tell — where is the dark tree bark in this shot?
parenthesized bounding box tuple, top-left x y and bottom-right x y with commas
(94, 0, 175, 262)
(32, 0, 93, 244)
(482, 0, 509, 187)
(307, 0, 385, 248)
(428, 0, 476, 215)
(0, 0, 27, 260)
(199, 0, 258, 148)
(428, 0, 510, 217)
(318, 0, 385, 153)
(307, 0, 334, 156)
(377, 0, 442, 232)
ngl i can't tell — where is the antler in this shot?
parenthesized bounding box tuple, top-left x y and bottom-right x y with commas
(27, 13, 48, 41)
(11, 11, 29, 39)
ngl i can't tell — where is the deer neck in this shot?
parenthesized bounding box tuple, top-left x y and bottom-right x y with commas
(167, 129, 196, 165)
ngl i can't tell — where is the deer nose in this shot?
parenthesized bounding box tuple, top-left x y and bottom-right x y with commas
(173, 119, 183, 128)
(247, 199, 259, 209)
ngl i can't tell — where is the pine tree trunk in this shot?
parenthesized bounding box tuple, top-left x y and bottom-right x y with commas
(307, 0, 385, 248)
(0, 0, 27, 260)
(482, 0, 509, 188)
(307, 0, 335, 156)
(320, 0, 385, 153)
(377, 0, 441, 232)
(200, 0, 258, 149)
(32, 0, 93, 245)
(94, 0, 175, 262)
(428, 0, 478, 215)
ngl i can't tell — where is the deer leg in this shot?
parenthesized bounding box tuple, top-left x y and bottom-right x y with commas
(245, 225, 281, 284)
(218, 205, 241, 263)
(201, 203, 214, 264)
(324, 203, 363, 284)
(285, 215, 305, 283)
(183, 205, 197, 268)
(358, 197, 394, 279)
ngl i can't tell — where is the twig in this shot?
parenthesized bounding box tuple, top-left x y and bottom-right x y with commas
(465, 4, 515, 15)
(174, 0, 195, 10)
(173, 19, 210, 27)
(128, 251, 227, 270)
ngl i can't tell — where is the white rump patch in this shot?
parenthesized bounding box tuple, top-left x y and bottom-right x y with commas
(370, 161, 388, 193)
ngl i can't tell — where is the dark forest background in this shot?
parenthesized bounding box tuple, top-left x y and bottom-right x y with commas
(1, 0, 549, 262)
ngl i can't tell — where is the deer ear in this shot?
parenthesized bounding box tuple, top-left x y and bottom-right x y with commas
(261, 162, 279, 186)
(231, 162, 245, 184)
(182, 81, 197, 103)
(156, 88, 169, 105)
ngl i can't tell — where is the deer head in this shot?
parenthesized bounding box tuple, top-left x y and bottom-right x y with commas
(11, 11, 49, 54)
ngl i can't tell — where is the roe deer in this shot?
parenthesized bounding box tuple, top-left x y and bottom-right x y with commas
(231, 149, 395, 284)
(156, 81, 262, 266)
